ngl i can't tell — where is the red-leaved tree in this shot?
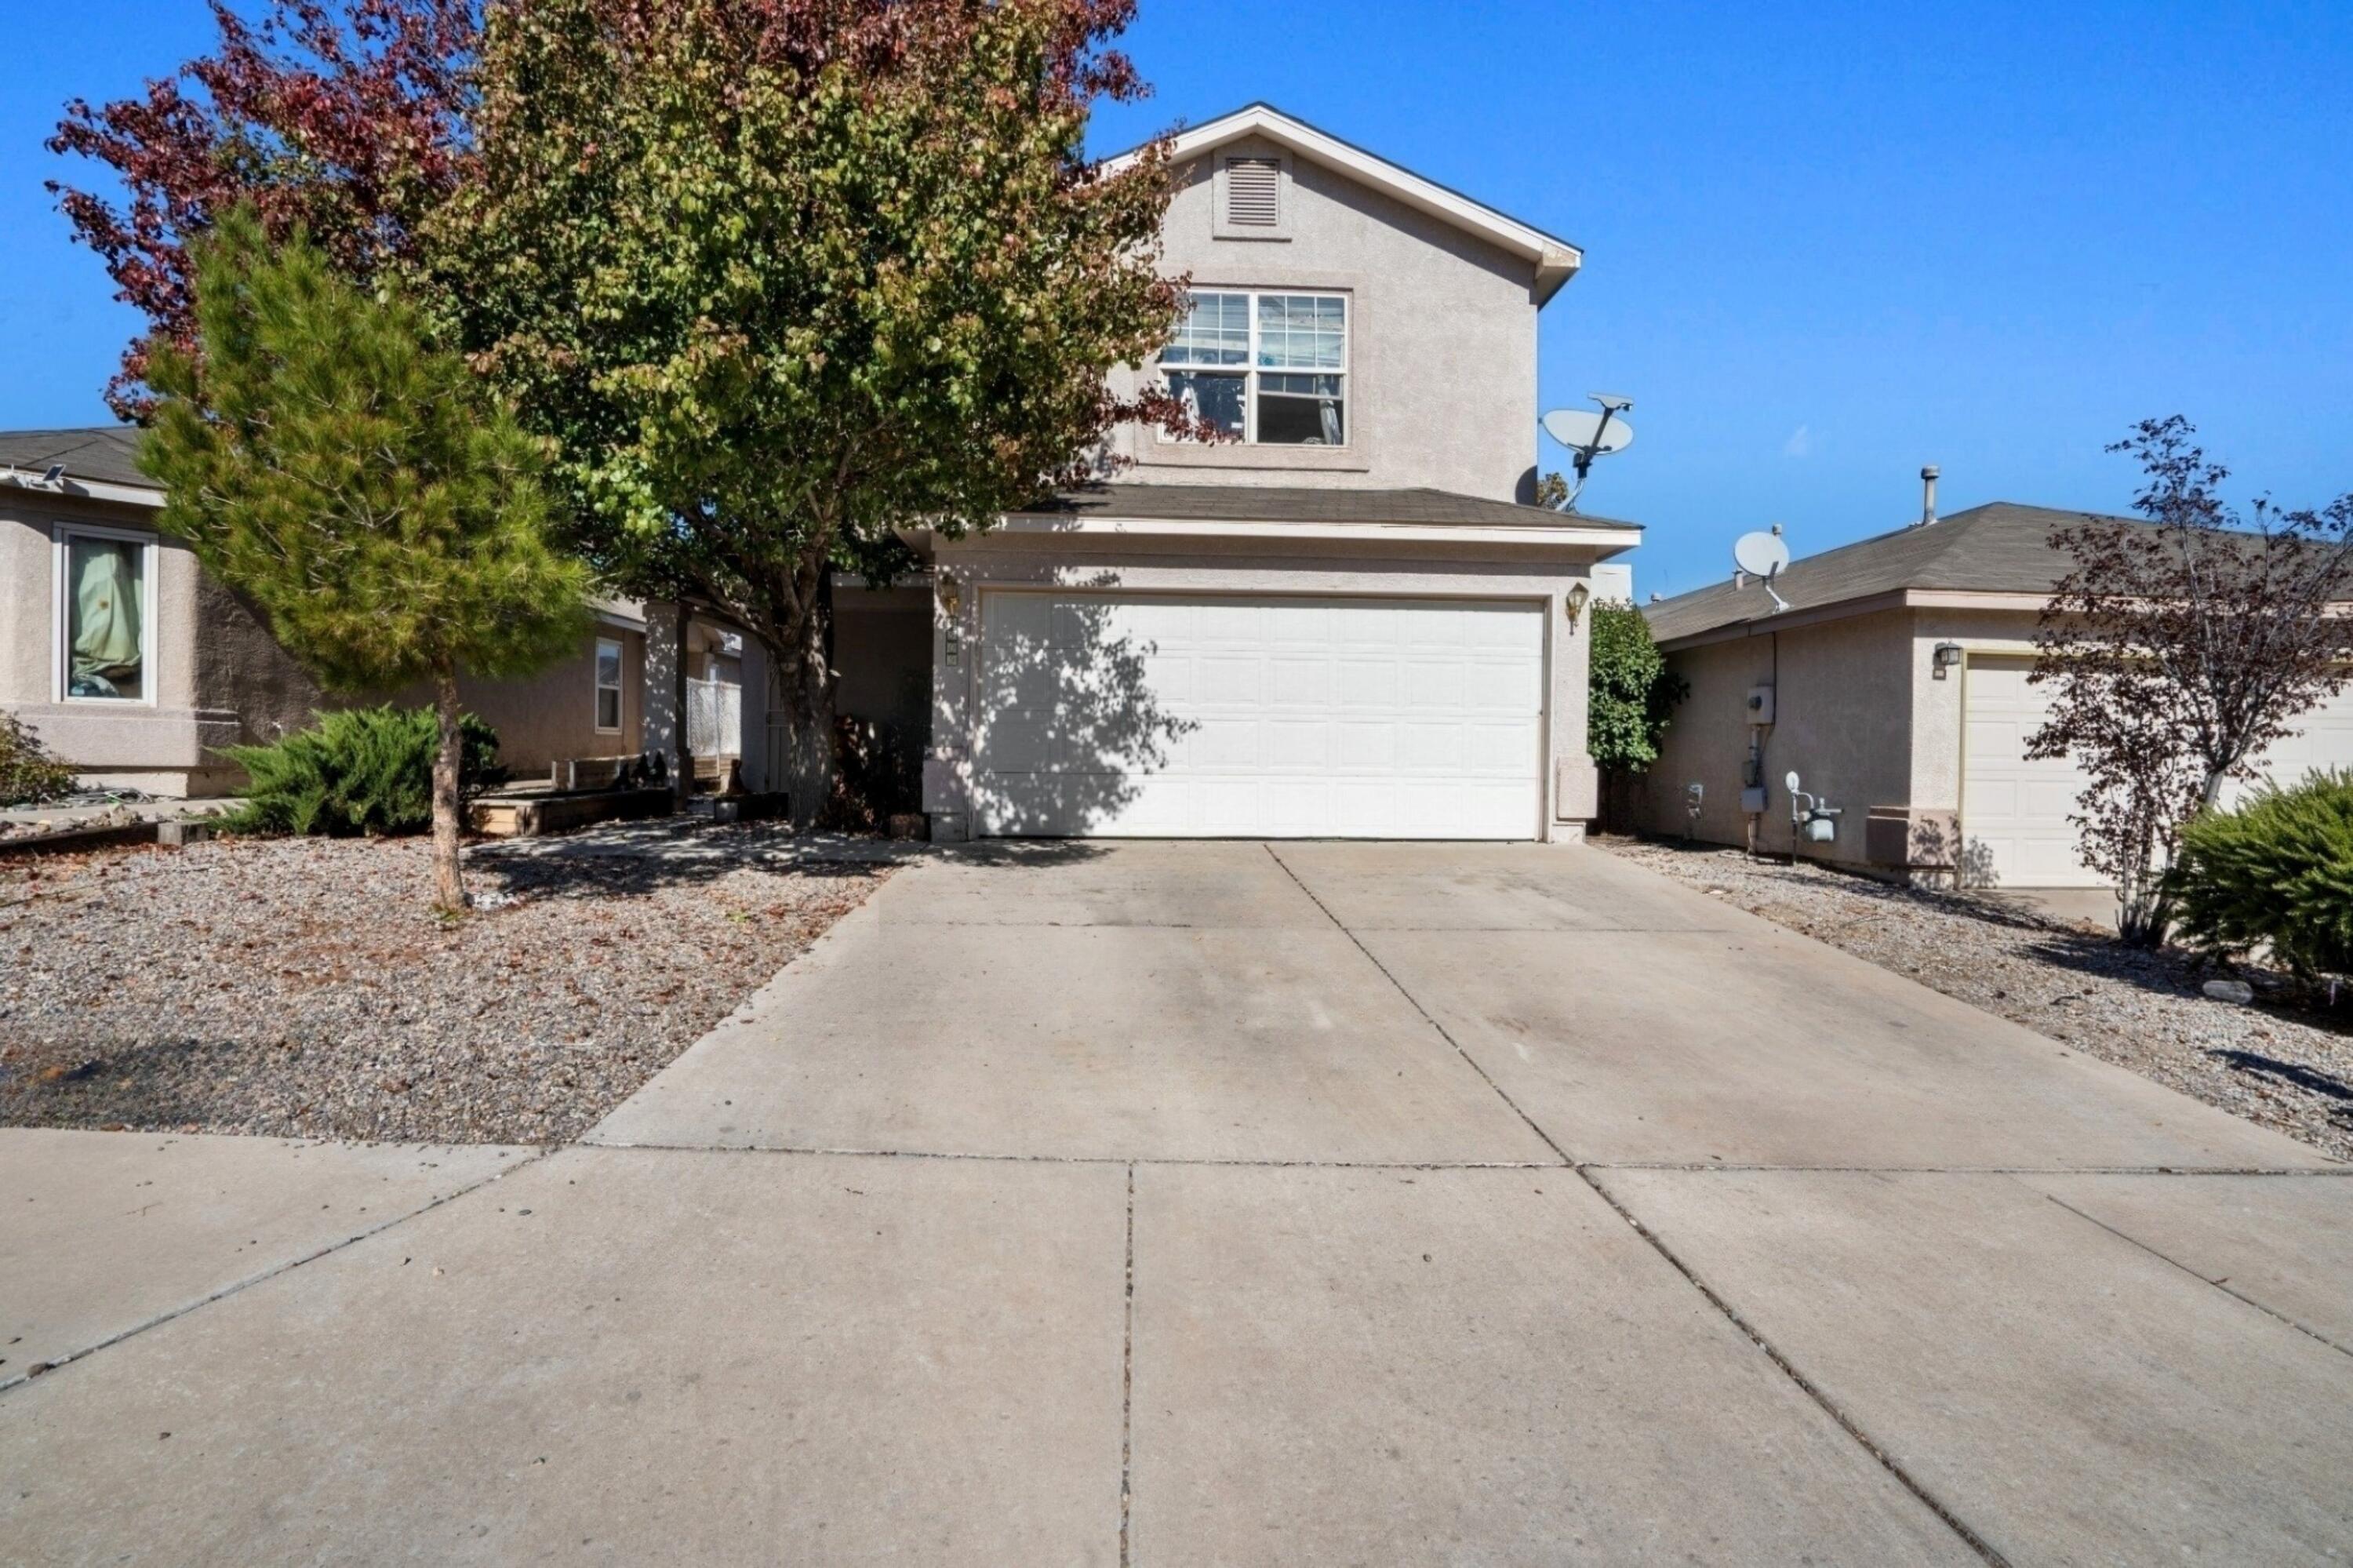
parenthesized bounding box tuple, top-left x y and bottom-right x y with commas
(47, 0, 477, 419)
(2030, 417, 2353, 944)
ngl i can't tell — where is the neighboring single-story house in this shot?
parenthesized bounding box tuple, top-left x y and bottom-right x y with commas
(688, 103, 1643, 842)
(2, 427, 656, 795)
(1633, 493, 2353, 886)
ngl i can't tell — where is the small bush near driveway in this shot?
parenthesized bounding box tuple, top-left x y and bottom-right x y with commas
(2172, 771, 2353, 982)
(223, 704, 506, 837)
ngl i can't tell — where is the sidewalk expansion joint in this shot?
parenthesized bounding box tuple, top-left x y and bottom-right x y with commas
(0, 1145, 559, 1399)
(1119, 1163, 1137, 1568)
(2034, 1187, 2353, 1360)
(580, 1141, 1569, 1171)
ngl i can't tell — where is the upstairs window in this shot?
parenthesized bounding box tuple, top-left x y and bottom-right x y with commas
(1161, 290, 1347, 446)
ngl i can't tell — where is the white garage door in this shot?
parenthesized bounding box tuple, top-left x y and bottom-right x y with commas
(1963, 654, 2353, 887)
(971, 591, 1544, 839)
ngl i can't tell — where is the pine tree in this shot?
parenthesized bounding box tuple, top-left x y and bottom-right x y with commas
(141, 206, 589, 909)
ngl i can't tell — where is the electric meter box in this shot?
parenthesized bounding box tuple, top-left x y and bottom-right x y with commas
(1740, 785, 1768, 813)
(1745, 686, 1776, 725)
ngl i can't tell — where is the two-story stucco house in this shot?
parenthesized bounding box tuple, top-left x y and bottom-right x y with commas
(798, 103, 1639, 842)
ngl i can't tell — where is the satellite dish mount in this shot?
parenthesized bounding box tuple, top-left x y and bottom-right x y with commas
(1539, 393, 1635, 511)
(1733, 523, 1793, 613)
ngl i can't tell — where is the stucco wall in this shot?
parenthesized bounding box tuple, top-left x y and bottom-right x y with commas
(923, 532, 1598, 840)
(1104, 135, 1541, 502)
(449, 630, 645, 776)
(1905, 606, 2042, 811)
(1638, 610, 1918, 865)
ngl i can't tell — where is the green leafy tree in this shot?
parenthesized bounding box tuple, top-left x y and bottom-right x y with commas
(430, 0, 1191, 822)
(1588, 600, 1686, 772)
(141, 207, 590, 909)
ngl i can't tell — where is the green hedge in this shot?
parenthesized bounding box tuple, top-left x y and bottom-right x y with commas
(1589, 601, 1687, 772)
(222, 705, 506, 837)
(2170, 769, 2353, 977)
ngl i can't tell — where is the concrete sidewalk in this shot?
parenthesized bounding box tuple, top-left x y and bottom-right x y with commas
(5, 841, 2348, 1565)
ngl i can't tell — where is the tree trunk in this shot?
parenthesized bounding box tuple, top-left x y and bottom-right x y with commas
(431, 668, 467, 911)
(773, 588, 838, 830)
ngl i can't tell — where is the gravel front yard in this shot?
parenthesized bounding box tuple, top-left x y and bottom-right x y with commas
(0, 821, 900, 1144)
(1606, 836, 2353, 1162)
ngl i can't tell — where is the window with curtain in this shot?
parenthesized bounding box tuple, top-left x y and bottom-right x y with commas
(595, 637, 624, 731)
(1161, 289, 1347, 446)
(61, 532, 147, 701)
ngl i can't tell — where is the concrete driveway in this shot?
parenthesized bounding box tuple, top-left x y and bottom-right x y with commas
(6, 842, 2350, 1565)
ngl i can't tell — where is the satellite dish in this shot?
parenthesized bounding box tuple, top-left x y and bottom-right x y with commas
(1733, 528, 1793, 613)
(1540, 408, 1635, 455)
(1537, 393, 1638, 512)
(1784, 770, 1801, 794)
(1733, 530, 1790, 578)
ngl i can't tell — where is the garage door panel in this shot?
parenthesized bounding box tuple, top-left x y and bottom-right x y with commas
(1267, 722, 1331, 769)
(1404, 662, 1466, 709)
(1467, 658, 1541, 713)
(973, 592, 1543, 839)
(1270, 657, 1332, 706)
(1337, 660, 1398, 708)
(1337, 722, 1395, 769)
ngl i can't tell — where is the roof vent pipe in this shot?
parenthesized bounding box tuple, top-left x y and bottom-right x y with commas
(1919, 465, 1940, 527)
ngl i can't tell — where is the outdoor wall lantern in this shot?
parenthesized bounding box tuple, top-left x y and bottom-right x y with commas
(936, 570, 962, 618)
(1933, 641, 1964, 680)
(1564, 581, 1591, 631)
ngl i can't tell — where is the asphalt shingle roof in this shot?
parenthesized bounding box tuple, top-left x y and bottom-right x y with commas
(0, 426, 152, 491)
(1023, 483, 1641, 533)
(1642, 502, 2139, 644)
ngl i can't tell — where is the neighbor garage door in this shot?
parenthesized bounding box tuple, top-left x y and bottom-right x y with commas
(971, 591, 1544, 838)
(1963, 654, 2353, 887)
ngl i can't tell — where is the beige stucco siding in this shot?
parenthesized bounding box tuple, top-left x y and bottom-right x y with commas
(1104, 135, 1541, 502)
(1642, 610, 1918, 865)
(1905, 606, 2044, 813)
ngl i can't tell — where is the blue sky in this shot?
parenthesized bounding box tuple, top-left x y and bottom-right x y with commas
(5, 2, 2348, 598)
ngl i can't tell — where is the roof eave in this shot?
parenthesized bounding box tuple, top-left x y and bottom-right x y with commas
(0, 467, 165, 510)
(1651, 587, 2059, 650)
(958, 510, 1640, 557)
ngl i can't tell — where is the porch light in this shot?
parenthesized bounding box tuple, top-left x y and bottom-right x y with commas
(1564, 581, 1591, 630)
(936, 571, 962, 617)
(1933, 642, 1963, 680)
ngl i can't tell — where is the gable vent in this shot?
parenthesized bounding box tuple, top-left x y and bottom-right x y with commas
(1224, 158, 1281, 227)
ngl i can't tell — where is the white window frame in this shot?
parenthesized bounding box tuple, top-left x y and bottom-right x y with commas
(1159, 289, 1349, 447)
(52, 522, 158, 708)
(593, 635, 624, 733)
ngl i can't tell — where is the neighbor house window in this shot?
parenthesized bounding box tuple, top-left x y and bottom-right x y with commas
(1162, 289, 1347, 446)
(595, 637, 624, 732)
(56, 527, 153, 703)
